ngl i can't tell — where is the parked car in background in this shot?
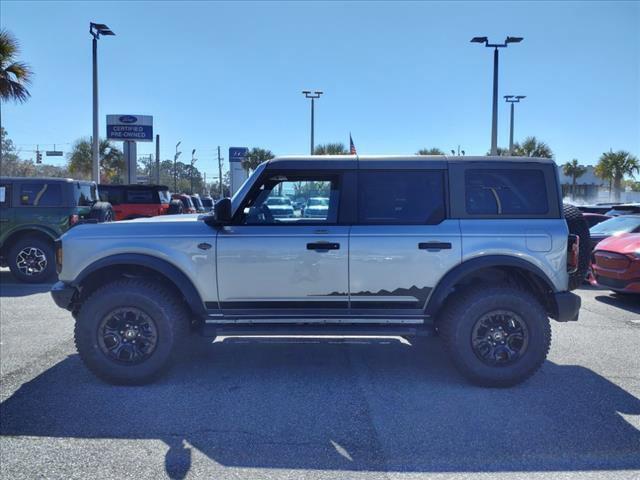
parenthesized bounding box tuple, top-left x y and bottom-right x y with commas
(190, 195, 206, 213)
(582, 213, 612, 228)
(303, 197, 330, 219)
(589, 214, 640, 251)
(591, 233, 640, 294)
(264, 196, 295, 218)
(577, 203, 620, 215)
(604, 204, 640, 216)
(172, 193, 197, 214)
(201, 196, 214, 212)
(98, 184, 172, 221)
(0, 177, 113, 283)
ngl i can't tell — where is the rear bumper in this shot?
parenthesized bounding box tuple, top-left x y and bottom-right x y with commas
(553, 291, 581, 322)
(51, 281, 77, 311)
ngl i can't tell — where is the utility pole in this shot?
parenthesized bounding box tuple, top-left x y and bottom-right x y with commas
(302, 91, 323, 154)
(174, 141, 181, 192)
(190, 149, 196, 194)
(155, 134, 160, 184)
(504, 95, 526, 155)
(217, 146, 223, 198)
(471, 36, 523, 155)
(89, 22, 115, 183)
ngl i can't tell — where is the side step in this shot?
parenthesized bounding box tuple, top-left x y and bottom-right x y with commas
(199, 323, 436, 338)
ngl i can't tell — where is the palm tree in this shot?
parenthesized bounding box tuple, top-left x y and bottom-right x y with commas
(595, 150, 639, 201)
(313, 143, 348, 155)
(562, 159, 587, 197)
(67, 138, 124, 183)
(242, 147, 274, 173)
(513, 136, 553, 158)
(416, 148, 445, 155)
(0, 29, 33, 160)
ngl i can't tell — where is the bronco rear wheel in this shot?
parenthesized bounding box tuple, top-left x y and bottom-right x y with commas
(440, 285, 551, 387)
(74, 279, 188, 384)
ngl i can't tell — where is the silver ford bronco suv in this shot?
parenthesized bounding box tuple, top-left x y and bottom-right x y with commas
(51, 155, 589, 387)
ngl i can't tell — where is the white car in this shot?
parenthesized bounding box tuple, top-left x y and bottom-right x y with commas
(303, 197, 329, 219)
(265, 196, 294, 218)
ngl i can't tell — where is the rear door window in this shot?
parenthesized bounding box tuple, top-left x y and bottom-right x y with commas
(20, 183, 63, 206)
(357, 171, 445, 224)
(465, 169, 549, 215)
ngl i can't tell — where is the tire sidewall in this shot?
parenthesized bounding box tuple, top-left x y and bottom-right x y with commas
(76, 285, 177, 383)
(448, 291, 550, 385)
(8, 237, 56, 283)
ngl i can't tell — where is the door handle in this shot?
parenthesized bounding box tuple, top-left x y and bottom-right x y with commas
(418, 242, 452, 250)
(307, 242, 340, 251)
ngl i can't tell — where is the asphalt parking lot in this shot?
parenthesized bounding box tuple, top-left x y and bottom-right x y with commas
(0, 268, 639, 480)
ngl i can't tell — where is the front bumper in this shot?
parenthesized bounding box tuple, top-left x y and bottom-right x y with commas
(553, 291, 581, 322)
(51, 281, 77, 311)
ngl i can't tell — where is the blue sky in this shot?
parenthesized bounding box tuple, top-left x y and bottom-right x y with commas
(1, 1, 639, 179)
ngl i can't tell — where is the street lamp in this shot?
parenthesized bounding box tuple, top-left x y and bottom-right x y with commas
(190, 149, 197, 194)
(471, 36, 523, 156)
(174, 141, 182, 192)
(302, 90, 323, 155)
(504, 95, 526, 155)
(89, 22, 115, 183)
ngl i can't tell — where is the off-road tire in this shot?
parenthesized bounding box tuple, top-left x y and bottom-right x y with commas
(563, 203, 591, 291)
(7, 236, 56, 283)
(74, 279, 188, 385)
(440, 285, 551, 387)
(89, 201, 115, 222)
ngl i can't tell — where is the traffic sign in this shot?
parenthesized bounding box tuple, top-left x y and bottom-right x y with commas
(106, 115, 153, 142)
(46, 151, 63, 156)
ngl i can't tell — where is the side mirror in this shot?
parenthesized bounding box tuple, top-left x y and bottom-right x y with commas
(207, 197, 231, 226)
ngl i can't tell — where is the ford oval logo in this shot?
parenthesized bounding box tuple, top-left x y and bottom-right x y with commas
(119, 115, 137, 124)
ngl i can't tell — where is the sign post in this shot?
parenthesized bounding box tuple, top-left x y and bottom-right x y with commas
(229, 147, 249, 196)
(107, 114, 153, 184)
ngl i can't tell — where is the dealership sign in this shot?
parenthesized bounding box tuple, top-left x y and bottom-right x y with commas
(106, 115, 153, 142)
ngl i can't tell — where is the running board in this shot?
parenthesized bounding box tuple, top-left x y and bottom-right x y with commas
(199, 323, 435, 338)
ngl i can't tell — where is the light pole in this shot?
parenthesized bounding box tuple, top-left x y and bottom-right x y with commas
(89, 22, 115, 183)
(302, 90, 323, 154)
(504, 95, 526, 155)
(174, 141, 181, 192)
(471, 36, 523, 155)
(190, 149, 197, 194)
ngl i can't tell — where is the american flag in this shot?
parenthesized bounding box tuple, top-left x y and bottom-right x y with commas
(349, 133, 357, 154)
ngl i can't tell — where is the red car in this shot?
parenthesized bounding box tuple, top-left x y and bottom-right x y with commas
(171, 193, 197, 214)
(99, 185, 172, 221)
(591, 233, 640, 294)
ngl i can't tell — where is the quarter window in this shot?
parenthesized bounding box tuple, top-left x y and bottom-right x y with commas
(465, 169, 548, 215)
(357, 171, 445, 224)
(20, 183, 63, 206)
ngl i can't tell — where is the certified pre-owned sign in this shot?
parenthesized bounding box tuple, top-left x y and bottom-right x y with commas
(106, 115, 153, 142)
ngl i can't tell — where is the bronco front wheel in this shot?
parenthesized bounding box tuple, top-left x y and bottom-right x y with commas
(74, 279, 187, 384)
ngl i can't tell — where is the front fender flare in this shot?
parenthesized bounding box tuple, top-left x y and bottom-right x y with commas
(72, 253, 207, 318)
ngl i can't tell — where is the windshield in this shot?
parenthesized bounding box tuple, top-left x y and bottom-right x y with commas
(308, 198, 329, 207)
(201, 198, 213, 207)
(191, 197, 203, 208)
(232, 162, 268, 214)
(266, 197, 291, 206)
(590, 216, 640, 236)
(75, 183, 98, 206)
(158, 189, 171, 204)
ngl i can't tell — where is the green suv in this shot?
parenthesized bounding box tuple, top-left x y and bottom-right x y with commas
(0, 177, 114, 283)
